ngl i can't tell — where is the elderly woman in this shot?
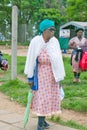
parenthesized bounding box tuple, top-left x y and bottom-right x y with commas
(24, 19, 65, 130)
(69, 28, 87, 83)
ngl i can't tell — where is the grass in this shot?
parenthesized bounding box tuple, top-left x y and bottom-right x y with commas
(0, 53, 87, 129)
(0, 79, 29, 106)
(61, 56, 87, 112)
(50, 115, 87, 130)
(0, 41, 29, 46)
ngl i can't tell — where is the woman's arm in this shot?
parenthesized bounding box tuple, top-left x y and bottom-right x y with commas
(69, 40, 77, 49)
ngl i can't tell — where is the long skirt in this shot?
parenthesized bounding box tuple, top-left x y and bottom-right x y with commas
(31, 48, 61, 116)
(71, 50, 81, 73)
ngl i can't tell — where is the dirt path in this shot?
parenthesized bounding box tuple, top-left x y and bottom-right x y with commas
(0, 45, 87, 127)
(0, 45, 28, 56)
(0, 92, 25, 114)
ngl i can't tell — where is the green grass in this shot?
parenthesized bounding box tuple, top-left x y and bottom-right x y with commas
(50, 115, 87, 130)
(0, 41, 29, 46)
(0, 79, 29, 106)
(0, 53, 87, 129)
(61, 56, 87, 112)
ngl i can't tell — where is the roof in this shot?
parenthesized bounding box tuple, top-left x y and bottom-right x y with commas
(60, 21, 87, 30)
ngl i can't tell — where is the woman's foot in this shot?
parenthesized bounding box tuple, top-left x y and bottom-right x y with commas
(73, 78, 81, 83)
(78, 79, 81, 82)
(73, 78, 78, 83)
(37, 125, 44, 130)
(43, 121, 50, 129)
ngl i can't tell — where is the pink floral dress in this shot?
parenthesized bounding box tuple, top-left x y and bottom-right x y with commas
(31, 48, 61, 116)
(69, 37, 87, 73)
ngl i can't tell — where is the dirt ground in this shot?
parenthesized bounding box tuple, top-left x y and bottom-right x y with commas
(0, 45, 87, 127)
(0, 45, 28, 56)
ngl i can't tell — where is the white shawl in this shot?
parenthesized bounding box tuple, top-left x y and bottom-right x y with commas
(24, 35, 65, 82)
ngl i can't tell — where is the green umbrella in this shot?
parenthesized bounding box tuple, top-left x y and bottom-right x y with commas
(24, 90, 33, 128)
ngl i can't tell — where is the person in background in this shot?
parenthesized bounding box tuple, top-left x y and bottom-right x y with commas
(68, 28, 87, 83)
(24, 19, 65, 130)
(0, 51, 8, 71)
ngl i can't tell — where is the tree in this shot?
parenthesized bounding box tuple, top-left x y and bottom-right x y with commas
(0, 0, 11, 39)
(66, 0, 87, 21)
(0, 0, 67, 41)
(34, 0, 67, 38)
(11, 0, 44, 42)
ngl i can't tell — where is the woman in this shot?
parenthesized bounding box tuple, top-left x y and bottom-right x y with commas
(69, 28, 87, 83)
(24, 19, 65, 130)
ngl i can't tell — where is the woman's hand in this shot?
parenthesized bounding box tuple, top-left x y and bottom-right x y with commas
(28, 82, 34, 87)
(69, 42, 77, 49)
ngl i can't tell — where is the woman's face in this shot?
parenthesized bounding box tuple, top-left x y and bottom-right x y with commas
(42, 27, 56, 42)
(77, 30, 83, 38)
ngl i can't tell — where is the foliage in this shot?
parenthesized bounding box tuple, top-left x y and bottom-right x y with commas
(0, 0, 11, 36)
(0, 0, 67, 40)
(10, 0, 44, 24)
(35, 8, 62, 25)
(66, 0, 87, 21)
(1, 0, 87, 41)
(34, 8, 66, 37)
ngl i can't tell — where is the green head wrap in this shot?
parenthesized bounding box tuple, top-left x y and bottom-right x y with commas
(39, 19, 55, 34)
